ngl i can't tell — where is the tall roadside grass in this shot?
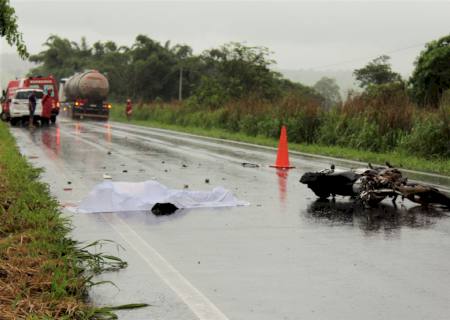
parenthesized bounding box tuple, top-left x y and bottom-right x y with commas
(0, 122, 147, 319)
(110, 91, 449, 174)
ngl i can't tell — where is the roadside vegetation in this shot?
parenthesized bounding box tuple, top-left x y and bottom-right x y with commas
(0, 122, 147, 319)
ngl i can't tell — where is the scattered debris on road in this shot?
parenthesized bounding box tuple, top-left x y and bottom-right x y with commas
(63, 188, 72, 191)
(103, 174, 112, 179)
(205, 179, 210, 184)
(242, 162, 260, 168)
(107, 151, 112, 155)
(182, 164, 188, 168)
(28, 155, 39, 159)
(122, 170, 128, 173)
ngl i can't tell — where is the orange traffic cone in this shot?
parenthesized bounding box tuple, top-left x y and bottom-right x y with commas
(270, 125, 295, 169)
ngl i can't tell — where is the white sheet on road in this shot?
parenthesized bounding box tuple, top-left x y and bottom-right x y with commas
(75, 180, 248, 213)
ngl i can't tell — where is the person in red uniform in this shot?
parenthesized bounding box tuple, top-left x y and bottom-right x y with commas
(41, 89, 53, 126)
(125, 98, 132, 120)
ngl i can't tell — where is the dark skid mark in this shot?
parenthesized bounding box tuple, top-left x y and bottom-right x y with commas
(242, 162, 260, 168)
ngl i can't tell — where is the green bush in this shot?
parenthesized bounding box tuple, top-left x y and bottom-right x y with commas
(317, 109, 342, 145)
(349, 118, 382, 151)
(240, 114, 259, 136)
(285, 111, 321, 144)
(257, 114, 281, 139)
(399, 113, 450, 158)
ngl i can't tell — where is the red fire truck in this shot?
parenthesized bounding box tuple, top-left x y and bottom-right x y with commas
(1, 80, 20, 121)
(1, 76, 60, 123)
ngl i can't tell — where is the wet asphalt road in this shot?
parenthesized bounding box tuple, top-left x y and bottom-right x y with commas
(10, 118, 450, 320)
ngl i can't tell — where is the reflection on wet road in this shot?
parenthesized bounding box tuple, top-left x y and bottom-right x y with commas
(307, 199, 448, 236)
(10, 119, 450, 320)
(276, 169, 289, 209)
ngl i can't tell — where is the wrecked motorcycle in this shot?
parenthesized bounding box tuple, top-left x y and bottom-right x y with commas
(300, 163, 450, 209)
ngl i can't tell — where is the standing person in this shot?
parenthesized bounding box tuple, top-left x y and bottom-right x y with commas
(41, 89, 53, 126)
(125, 98, 132, 121)
(28, 91, 37, 128)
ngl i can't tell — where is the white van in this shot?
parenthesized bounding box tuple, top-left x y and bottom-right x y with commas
(9, 89, 43, 126)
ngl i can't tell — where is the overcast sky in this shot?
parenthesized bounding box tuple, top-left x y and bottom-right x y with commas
(1, 0, 450, 76)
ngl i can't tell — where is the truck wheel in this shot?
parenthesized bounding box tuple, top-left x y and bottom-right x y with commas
(1, 112, 9, 121)
(41, 118, 50, 127)
(10, 118, 18, 126)
(50, 116, 56, 124)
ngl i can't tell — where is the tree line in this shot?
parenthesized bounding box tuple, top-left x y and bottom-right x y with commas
(28, 33, 450, 109)
(352, 36, 450, 108)
(28, 35, 323, 105)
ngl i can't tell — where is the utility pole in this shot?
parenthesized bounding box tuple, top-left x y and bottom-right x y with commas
(178, 66, 183, 101)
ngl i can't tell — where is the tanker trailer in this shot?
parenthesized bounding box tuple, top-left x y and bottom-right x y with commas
(60, 70, 111, 120)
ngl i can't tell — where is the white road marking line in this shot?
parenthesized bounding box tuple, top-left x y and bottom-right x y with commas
(104, 213, 230, 320)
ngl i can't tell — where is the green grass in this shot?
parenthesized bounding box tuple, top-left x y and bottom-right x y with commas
(0, 122, 147, 319)
(110, 112, 450, 176)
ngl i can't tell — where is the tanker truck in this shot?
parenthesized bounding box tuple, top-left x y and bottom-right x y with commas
(59, 70, 112, 120)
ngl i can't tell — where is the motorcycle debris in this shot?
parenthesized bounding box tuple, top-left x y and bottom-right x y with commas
(242, 162, 260, 168)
